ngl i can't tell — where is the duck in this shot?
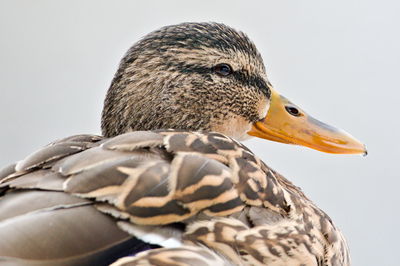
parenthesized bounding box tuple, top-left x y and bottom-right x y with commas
(0, 22, 366, 266)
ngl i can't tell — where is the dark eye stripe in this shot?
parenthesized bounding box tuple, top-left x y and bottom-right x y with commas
(232, 71, 270, 98)
(171, 63, 270, 98)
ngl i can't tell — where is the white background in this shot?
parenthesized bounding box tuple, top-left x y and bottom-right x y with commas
(0, 1, 398, 265)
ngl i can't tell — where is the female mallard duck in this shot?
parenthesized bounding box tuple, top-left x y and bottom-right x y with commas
(0, 22, 365, 266)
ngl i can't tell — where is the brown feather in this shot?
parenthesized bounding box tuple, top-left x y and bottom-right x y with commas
(1, 131, 349, 265)
(0, 22, 350, 266)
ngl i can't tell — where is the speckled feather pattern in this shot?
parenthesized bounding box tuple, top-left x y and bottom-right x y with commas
(0, 131, 349, 265)
(0, 22, 350, 266)
(101, 23, 270, 139)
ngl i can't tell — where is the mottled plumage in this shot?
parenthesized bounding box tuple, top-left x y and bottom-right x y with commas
(102, 23, 269, 140)
(0, 131, 349, 265)
(0, 22, 357, 265)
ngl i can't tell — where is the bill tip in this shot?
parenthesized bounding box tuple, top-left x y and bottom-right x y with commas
(362, 145, 368, 157)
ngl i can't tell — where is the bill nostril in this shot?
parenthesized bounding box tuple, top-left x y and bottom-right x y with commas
(285, 106, 301, 117)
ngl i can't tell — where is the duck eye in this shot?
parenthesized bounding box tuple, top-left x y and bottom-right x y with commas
(213, 63, 232, 76)
(285, 106, 302, 117)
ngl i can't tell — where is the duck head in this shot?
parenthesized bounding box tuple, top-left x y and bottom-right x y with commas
(102, 22, 366, 155)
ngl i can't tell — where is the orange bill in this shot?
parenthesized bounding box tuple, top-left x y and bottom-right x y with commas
(248, 89, 367, 155)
